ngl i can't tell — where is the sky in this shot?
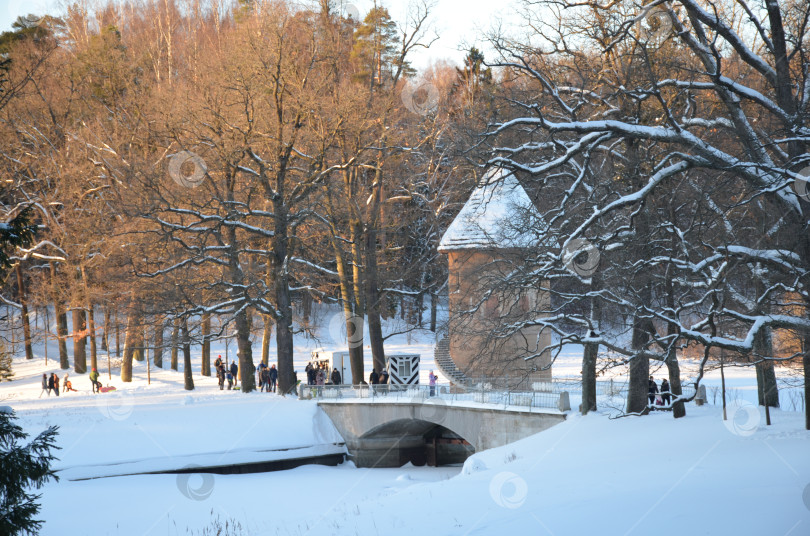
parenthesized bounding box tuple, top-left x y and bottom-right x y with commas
(0, 0, 519, 70)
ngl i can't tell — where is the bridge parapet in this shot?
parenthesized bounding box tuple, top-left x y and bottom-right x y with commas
(314, 385, 568, 467)
(302, 383, 570, 412)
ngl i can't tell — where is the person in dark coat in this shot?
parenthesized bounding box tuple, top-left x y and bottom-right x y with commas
(307, 364, 317, 386)
(214, 355, 223, 370)
(217, 364, 225, 390)
(257, 362, 267, 391)
(331, 368, 341, 386)
(269, 365, 278, 393)
(369, 369, 379, 385)
(50, 373, 60, 397)
(261, 367, 270, 392)
(660, 378, 671, 406)
(379, 369, 389, 384)
(229, 361, 238, 388)
(648, 376, 658, 405)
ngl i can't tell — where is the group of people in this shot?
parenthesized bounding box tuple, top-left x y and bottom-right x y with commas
(214, 355, 239, 390)
(39, 371, 88, 397)
(213, 355, 284, 393)
(305, 362, 339, 386)
(368, 368, 389, 385)
(648, 375, 671, 407)
(257, 362, 278, 392)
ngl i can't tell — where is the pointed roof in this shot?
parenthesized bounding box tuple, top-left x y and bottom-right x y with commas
(438, 168, 546, 252)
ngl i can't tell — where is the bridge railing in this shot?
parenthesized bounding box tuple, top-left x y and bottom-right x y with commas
(531, 378, 696, 399)
(301, 383, 567, 412)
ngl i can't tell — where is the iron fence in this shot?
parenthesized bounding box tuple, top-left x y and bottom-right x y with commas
(304, 383, 564, 411)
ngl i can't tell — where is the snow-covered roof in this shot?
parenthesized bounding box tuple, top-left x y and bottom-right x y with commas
(438, 169, 546, 252)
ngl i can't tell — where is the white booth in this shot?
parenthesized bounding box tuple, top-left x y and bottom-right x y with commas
(310, 349, 352, 385)
(386, 354, 420, 385)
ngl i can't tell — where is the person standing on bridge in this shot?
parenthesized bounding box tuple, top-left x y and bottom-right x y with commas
(331, 367, 341, 385)
(305, 363, 315, 385)
(429, 370, 437, 396)
(369, 368, 379, 386)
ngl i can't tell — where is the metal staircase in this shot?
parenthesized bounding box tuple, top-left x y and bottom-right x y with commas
(433, 336, 470, 386)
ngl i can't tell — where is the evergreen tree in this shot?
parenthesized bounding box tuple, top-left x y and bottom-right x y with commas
(0, 407, 59, 536)
(0, 340, 12, 381)
(351, 7, 413, 88)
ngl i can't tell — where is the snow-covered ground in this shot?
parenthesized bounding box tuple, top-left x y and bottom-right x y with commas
(1, 306, 808, 535)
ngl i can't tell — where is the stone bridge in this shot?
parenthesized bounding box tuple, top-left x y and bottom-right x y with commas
(318, 400, 566, 467)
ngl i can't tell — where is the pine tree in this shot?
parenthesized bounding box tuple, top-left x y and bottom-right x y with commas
(350, 7, 412, 89)
(0, 407, 59, 536)
(0, 340, 13, 382)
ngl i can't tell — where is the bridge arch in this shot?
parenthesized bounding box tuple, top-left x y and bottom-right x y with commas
(318, 401, 565, 468)
(360, 418, 475, 466)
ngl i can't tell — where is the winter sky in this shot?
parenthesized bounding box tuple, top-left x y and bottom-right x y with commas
(0, 0, 516, 69)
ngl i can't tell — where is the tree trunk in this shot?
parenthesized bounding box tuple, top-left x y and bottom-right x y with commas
(115, 308, 121, 357)
(581, 341, 598, 415)
(350, 219, 365, 314)
(14, 263, 33, 361)
(171, 317, 179, 371)
(365, 225, 385, 374)
(347, 309, 365, 385)
(80, 266, 97, 371)
(43, 306, 49, 365)
(430, 292, 437, 332)
(331, 237, 364, 384)
(182, 317, 194, 390)
(803, 332, 810, 430)
(121, 305, 139, 382)
(663, 263, 686, 419)
(133, 323, 145, 362)
(665, 348, 685, 419)
(275, 280, 294, 394)
(72, 308, 87, 374)
(50, 263, 69, 369)
(272, 203, 295, 395)
(57, 310, 69, 369)
(201, 312, 211, 376)
(235, 309, 255, 393)
(582, 274, 601, 415)
(753, 327, 780, 408)
(626, 311, 651, 414)
(101, 307, 110, 351)
(261, 315, 272, 366)
(301, 292, 312, 325)
(87, 304, 98, 372)
(153, 316, 164, 369)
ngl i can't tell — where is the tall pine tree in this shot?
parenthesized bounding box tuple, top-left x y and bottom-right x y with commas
(0, 407, 59, 535)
